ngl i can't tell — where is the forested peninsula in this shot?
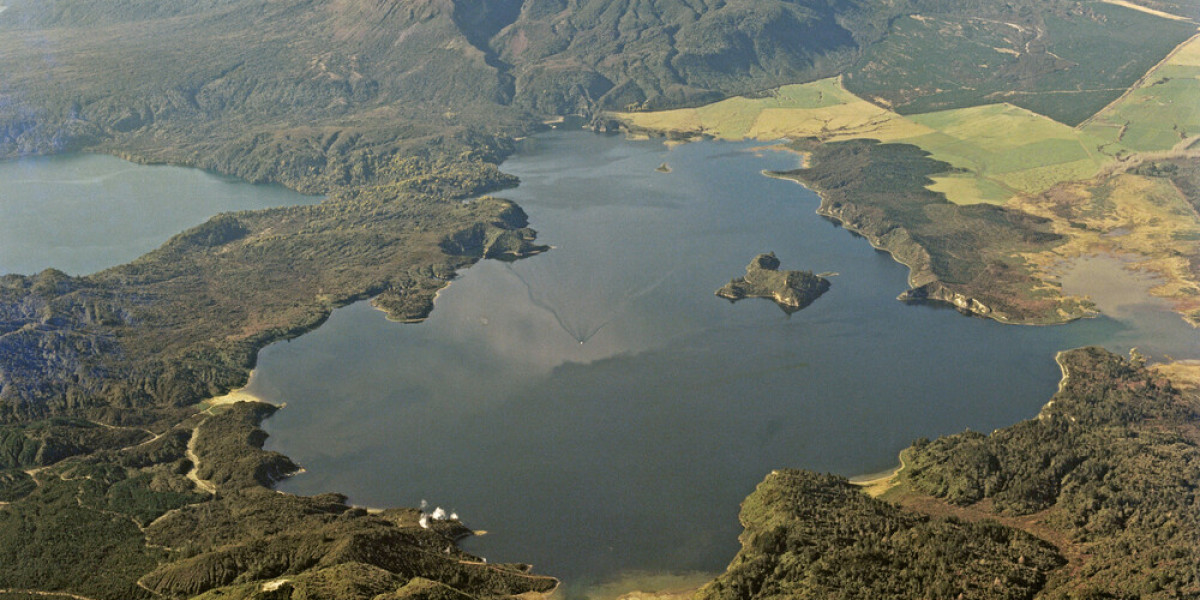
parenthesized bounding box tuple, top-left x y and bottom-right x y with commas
(703, 347, 1200, 599)
(1, 0, 1198, 598)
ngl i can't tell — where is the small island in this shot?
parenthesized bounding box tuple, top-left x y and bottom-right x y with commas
(717, 252, 831, 314)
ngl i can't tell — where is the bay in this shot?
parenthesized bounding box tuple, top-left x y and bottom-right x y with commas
(0, 153, 319, 275)
(255, 131, 1197, 595)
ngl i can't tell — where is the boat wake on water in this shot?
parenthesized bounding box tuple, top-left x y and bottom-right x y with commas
(505, 261, 675, 345)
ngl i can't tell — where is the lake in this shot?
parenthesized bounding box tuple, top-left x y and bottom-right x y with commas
(243, 131, 1197, 596)
(0, 153, 319, 275)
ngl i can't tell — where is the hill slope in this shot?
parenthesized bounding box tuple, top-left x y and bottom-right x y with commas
(704, 348, 1200, 599)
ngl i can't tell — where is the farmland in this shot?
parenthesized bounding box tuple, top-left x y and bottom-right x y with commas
(615, 6, 1200, 326)
(618, 79, 1116, 205)
(619, 7, 1200, 206)
(1081, 32, 1200, 154)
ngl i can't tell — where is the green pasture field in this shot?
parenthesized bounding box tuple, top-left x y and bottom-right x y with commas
(1084, 62, 1200, 152)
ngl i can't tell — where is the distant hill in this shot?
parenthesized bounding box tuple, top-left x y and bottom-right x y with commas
(493, 0, 877, 112)
(0, 0, 901, 192)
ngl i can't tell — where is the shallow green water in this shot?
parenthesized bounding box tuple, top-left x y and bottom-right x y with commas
(245, 131, 1197, 594)
(0, 153, 318, 275)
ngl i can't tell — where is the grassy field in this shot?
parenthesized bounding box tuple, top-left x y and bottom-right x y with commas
(1118, 0, 1200, 18)
(904, 104, 1115, 197)
(1102, 0, 1198, 20)
(615, 78, 884, 140)
(620, 31, 1200, 207)
(618, 79, 1116, 205)
(1082, 33, 1200, 153)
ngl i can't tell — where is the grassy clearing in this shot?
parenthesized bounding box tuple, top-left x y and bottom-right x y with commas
(902, 104, 1115, 195)
(1150, 359, 1200, 388)
(745, 103, 933, 141)
(616, 78, 919, 142)
(926, 174, 1015, 205)
(1101, 0, 1197, 21)
(1171, 36, 1200, 66)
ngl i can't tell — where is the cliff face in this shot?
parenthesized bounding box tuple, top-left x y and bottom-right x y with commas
(717, 252, 830, 314)
(773, 139, 1093, 324)
(815, 200, 998, 318)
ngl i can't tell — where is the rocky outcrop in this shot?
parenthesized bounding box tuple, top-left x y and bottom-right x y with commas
(818, 201, 1007, 320)
(898, 282, 993, 317)
(439, 199, 549, 261)
(717, 253, 830, 314)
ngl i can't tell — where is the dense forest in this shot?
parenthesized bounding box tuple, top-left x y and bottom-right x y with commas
(899, 348, 1200, 598)
(706, 347, 1200, 599)
(699, 470, 1064, 600)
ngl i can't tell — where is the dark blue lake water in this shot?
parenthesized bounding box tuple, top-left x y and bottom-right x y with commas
(247, 131, 1196, 596)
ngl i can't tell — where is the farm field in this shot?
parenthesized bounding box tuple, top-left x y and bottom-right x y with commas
(1102, 0, 1197, 20)
(615, 18, 1200, 326)
(1109, 0, 1200, 22)
(618, 80, 1112, 205)
(1081, 33, 1200, 154)
(618, 31, 1200, 207)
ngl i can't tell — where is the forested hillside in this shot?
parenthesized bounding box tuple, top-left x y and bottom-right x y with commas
(705, 348, 1200, 599)
(0, 0, 891, 179)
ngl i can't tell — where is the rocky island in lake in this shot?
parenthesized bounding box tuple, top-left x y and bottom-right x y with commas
(717, 252, 830, 314)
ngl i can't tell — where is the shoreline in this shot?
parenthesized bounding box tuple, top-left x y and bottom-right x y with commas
(164, 130, 1196, 597)
(612, 108, 1200, 327)
(202, 371, 277, 411)
(759, 165, 934, 291)
(380, 279, 454, 324)
(850, 449, 908, 498)
(766, 169, 1089, 326)
(564, 571, 715, 600)
(1050, 251, 1197, 328)
(752, 142, 811, 169)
